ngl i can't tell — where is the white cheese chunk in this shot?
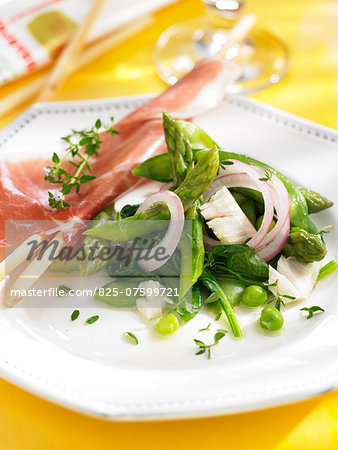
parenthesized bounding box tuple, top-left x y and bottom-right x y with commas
(200, 186, 256, 244)
(277, 255, 321, 300)
(136, 280, 168, 321)
(268, 256, 321, 303)
(136, 297, 162, 321)
(268, 266, 300, 303)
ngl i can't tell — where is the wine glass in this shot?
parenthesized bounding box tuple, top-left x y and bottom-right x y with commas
(154, 0, 289, 93)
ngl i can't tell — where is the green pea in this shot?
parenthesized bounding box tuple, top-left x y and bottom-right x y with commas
(156, 313, 179, 334)
(260, 306, 284, 331)
(256, 215, 275, 232)
(241, 285, 268, 307)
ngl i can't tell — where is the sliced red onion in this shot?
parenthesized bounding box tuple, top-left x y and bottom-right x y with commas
(255, 170, 290, 250)
(136, 190, 184, 271)
(159, 181, 175, 191)
(257, 216, 290, 261)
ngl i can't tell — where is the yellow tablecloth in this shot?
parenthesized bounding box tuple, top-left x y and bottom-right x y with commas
(0, 0, 337, 448)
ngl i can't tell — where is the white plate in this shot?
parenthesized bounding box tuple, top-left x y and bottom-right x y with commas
(0, 95, 337, 420)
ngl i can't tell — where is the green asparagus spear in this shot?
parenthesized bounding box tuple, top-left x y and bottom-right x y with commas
(79, 203, 116, 275)
(185, 202, 204, 291)
(178, 205, 203, 299)
(177, 283, 202, 322)
(173, 120, 219, 149)
(282, 227, 327, 263)
(174, 147, 219, 211)
(161, 116, 206, 319)
(298, 187, 334, 214)
(84, 148, 219, 241)
(163, 112, 194, 187)
(176, 201, 205, 320)
(132, 120, 219, 182)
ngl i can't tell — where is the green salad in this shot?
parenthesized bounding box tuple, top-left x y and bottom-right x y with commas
(56, 112, 336, 351)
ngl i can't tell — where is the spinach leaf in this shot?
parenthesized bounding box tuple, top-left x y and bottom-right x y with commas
(207, 244, 268, 281)
(120, 204, 140, 219)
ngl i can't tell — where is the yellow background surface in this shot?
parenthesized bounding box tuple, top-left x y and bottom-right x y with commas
(0, 0, 337, 448)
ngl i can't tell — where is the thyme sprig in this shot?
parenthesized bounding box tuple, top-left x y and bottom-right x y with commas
(318, 225, 334, 237)
(259, 169, 273, 183)
(219, 160, 234, 170)
(194, 329, 227, 359)
(266, 280, 295, 310)
(300, 306, 325, 319)
(198, 323, 211, 332)
(45, 118, 119, 209)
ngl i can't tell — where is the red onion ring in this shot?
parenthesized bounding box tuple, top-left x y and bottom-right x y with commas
(257, 216, 290, 261)
(255, 170, 290, 250)
(159, 182, 175, 191)
(136, 190, 184, 271)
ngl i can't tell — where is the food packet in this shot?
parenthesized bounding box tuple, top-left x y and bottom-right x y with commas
(0, 0, 173, 84)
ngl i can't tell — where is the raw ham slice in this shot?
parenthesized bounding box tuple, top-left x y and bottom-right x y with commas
(0, 58, 238, 260)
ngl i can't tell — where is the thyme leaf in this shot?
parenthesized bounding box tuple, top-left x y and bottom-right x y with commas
(300, 306, 324, 319)
(266, 280, 295, 310)
(85, 315, 99, 324)
(259, 169, 273, 183)
(71, 310, 80, 321)
(194, 329, 227, 359)
(45, 117, 119, 209)
(123, 332, 139, 345)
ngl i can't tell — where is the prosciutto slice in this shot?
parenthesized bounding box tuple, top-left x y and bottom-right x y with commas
(0, 58, 238, 259)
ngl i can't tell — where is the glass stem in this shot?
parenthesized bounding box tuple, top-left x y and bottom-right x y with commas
(203, 0, 245, 32)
